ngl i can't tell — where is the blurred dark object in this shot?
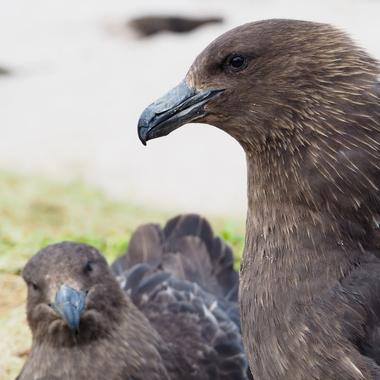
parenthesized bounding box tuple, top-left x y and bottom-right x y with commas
(128, 15, 223, 37)
(0, 66, 11, 76)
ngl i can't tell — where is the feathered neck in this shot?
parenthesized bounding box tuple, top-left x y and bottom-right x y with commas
(240, 75, 380, 302)
(19, 302, 168, 380)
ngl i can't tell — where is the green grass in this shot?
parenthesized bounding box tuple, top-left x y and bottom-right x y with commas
(0, 171, 245, 274)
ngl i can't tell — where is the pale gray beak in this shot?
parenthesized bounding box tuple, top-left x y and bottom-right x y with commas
(138, 80, 224, 145)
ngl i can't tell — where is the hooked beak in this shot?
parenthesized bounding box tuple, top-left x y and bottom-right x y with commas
(138, 80, 224, 145)
(52, 285, 87, 333)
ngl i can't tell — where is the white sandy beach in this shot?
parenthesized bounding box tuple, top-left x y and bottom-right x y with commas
(0, 0, 379, 216)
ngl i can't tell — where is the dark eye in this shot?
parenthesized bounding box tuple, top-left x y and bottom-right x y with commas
(225, 54, 248, 72)
(30, 282, 39, 292)
(84, 261, 94, 274)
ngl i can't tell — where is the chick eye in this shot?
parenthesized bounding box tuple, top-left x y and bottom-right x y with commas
(30, 282, 39, 292)
(225, 54, 248, 72)
(84, 261, 94, 274)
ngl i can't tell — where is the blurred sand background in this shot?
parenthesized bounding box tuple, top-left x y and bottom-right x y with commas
(1, 0, 380, 378)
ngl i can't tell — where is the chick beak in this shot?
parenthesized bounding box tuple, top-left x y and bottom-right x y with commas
(137, 80, 224, 145)
(52, 285, 87, 334)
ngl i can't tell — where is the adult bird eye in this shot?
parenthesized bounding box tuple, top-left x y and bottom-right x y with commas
(225, 54, 248, 72)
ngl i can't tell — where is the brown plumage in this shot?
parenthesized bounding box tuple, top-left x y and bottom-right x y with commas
(137, 19, 380, 379)
(18, 214, 250, 380)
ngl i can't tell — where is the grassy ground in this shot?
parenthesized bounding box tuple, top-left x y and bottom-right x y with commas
(0, 171, 244, 380)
